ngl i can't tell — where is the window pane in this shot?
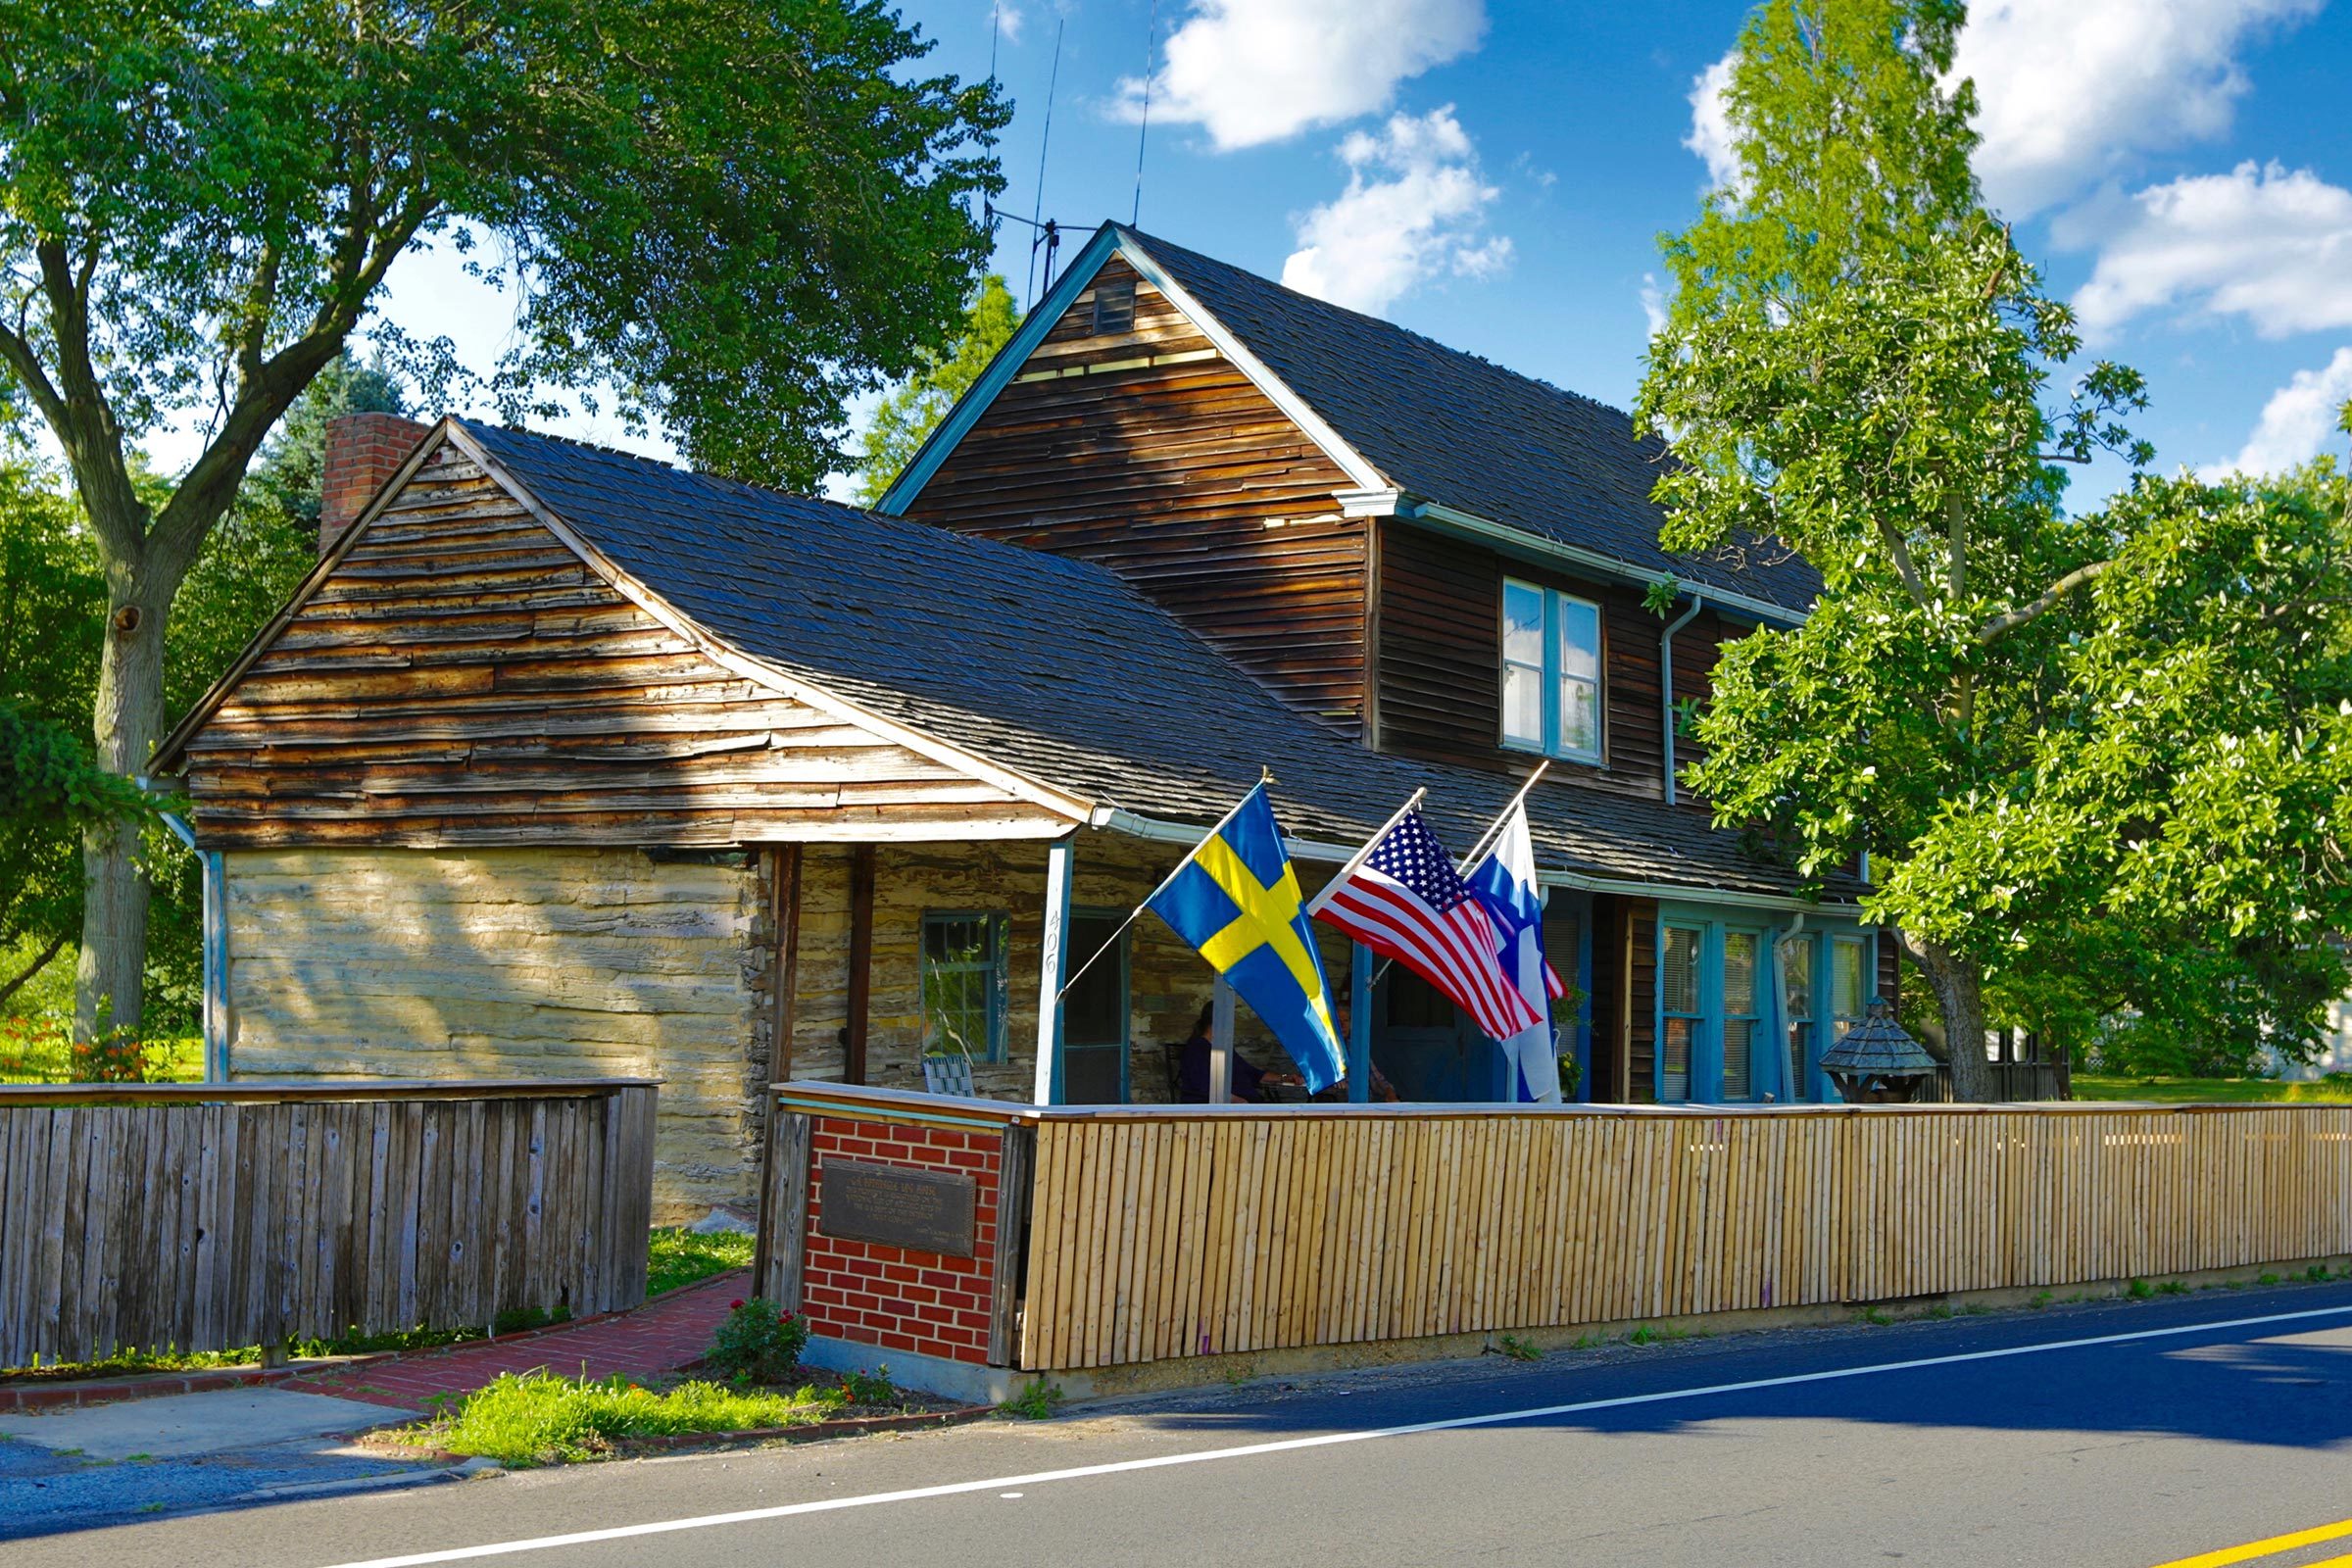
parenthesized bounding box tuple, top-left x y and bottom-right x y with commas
(1723, 1017, 1752, 1100)
(923, 913, 1004, 1060)
(1503, 581, 1544, 664)
(1556, 597, 1601, 681)
(1782, 937, 1814, 1022)
(1724, 932, 1757, 1010)
(1662, 1017, 1692, 1102)
(1503, 662, 1544, 745)
(1558, 676, 1598, 757)
(1662, 925, 1701, 1013)
(1832, 939, 1866, 1022)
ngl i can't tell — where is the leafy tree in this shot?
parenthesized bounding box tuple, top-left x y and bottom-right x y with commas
(1638, 0, 2352, 1098)
(853, 275, 1022, 506)
(1, 701, 151, 1007)
(0, 0, 1006, 1036)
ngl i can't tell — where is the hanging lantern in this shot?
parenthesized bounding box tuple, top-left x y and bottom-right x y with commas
(1820, 998, 1938, 1103)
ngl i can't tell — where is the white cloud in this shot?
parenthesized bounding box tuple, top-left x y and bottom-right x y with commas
(2073, 162, 2352, 339)
(1955, 0, 2320, 216)
(2197, 348, 2352, 479)
(1280, 107, 1509, 316)
(995, 3, 1024, 45)
(1683, 56, 1740, 193)
(1115, 0, 1485, 152)
(1681, 1, 2322, 217)
(1640, 273, 1668, 339)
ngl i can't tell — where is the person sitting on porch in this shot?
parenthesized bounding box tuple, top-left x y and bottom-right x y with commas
(1179, 1002, 1266, 1103)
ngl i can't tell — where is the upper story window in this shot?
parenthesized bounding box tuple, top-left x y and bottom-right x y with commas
(1501, 578, 1603, 761)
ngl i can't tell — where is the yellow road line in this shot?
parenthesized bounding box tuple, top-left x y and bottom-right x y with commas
(2152, 1516, 2352, 1568)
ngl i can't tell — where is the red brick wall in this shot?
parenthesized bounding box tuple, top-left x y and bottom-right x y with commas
(800, 1117, 1004, 1366)
(320, 412, 431, 555)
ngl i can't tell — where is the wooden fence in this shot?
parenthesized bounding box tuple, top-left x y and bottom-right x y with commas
(0, 1079, 656, 1368)
(1014, 1102, 2352, 1372)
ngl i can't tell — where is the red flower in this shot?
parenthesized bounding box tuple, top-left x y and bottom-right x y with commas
(730, 1298, 745, 1309)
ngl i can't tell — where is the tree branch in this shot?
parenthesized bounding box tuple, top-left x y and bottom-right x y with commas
(0, 932, 69, 1010)
(1876, 516, 1930, 610)
(1975, 559, 2114, 647)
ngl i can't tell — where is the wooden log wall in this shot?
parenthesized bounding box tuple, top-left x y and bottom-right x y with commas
(1014, 1102, 2352, 1372)
(222, 846, 764, 1222)
(176, 439, 1064, 849)
(900, 258, 1372, 734)
(1374, 517, 1740, 802)
(0, 1080, 656, 1368)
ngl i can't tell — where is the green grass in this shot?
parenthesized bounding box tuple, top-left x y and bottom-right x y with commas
(2073, 1074, 2352, 1104)
(403, 1370, 845, 1465)
(646, 1228, 755, 1298)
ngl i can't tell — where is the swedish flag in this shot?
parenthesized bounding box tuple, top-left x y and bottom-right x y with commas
(1146, 783, 1346, 1092)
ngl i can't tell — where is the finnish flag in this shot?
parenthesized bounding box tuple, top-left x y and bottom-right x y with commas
(1466, 804, 1567, 1102)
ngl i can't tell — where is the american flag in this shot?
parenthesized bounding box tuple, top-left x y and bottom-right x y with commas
(1312, 808, 1544, 1042)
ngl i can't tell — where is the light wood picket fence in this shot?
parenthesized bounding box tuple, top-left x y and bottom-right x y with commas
(0, 1080, 656, 1367)
(1013, 1102, 2352, 1372)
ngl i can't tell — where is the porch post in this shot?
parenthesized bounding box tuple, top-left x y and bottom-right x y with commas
(1348, 941, 1373, 1103)
(1208, 976, 1236, 1104)
(1033, 833, 1075, 1104)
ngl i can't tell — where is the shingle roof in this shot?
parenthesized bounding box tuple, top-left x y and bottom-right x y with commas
(461, 420, 1843, 905)
(1120, 226, 1821, 616)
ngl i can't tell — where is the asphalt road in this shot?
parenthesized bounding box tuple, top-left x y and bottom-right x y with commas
(13, 1280, 2352, 1568)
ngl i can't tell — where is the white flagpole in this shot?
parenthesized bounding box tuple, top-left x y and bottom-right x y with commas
(1302, 787, 1427, 916)
(1056, 772, 1274, 1001)
(1453, 760, 1551, 874)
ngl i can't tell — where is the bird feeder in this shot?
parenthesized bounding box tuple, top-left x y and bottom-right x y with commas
(1820, 998, 1939, 1103)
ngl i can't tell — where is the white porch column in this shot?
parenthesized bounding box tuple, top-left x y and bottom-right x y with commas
(1033, 834, 1075, 1104)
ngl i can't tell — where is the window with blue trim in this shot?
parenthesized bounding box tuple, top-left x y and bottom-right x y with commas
(921, 911, 1007, 1062)
(1502, 578, 1603, 761)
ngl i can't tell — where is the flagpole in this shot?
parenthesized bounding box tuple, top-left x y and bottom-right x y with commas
(1301, 787, 1427, 917)
(1453, 760, 1551, 874)
(1055, 772, 1274, 1001)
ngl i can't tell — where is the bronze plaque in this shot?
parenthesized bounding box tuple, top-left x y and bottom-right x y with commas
(818, 1158, 977, 1257)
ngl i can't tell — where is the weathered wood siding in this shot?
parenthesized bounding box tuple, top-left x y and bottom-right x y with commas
(900, 258, 1371, 733)
(0, 1081, 654, 1366)
(1373, 516, 1744, 801)
(177, 440, 1063, 849)
(224, 847, 765, 1222)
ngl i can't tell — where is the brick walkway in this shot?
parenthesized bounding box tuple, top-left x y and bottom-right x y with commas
(287, 1268, 749, 1411)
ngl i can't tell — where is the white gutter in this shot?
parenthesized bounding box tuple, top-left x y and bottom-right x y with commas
(1659, 592, 1705, 807)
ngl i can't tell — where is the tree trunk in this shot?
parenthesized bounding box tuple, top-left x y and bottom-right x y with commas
(1903, 934, 1998, 1102)
(74, 571, 171, 1042)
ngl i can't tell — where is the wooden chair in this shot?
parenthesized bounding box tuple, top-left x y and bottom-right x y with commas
(921, 1025, 976, 1097)
(1159, 1041, 1187, 1102)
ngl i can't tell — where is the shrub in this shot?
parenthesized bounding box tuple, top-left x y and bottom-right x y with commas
(706, 1298, 808, 1384)
(835, 1366, 895, 1405)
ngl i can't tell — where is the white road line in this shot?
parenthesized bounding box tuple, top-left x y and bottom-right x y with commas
(319, 1301, 2352, 1568)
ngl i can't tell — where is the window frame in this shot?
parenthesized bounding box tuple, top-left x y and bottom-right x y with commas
(1658, 920, 1705, 1103)
(919, 909, 1010, 1063)
(1498, 576, 1605, 764)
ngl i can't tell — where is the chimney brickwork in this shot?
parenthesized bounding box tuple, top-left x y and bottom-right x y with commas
(319, 412, 432, 556)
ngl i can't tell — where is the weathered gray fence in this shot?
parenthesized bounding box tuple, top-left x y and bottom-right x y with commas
(0, 1079, 657, 1367)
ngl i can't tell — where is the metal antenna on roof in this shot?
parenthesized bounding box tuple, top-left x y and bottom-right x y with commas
(1131, 0, 1158, 226)
(1025, 17, 1063, 311)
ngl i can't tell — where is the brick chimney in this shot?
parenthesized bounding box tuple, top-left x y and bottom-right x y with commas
(319, 412, 432, 556)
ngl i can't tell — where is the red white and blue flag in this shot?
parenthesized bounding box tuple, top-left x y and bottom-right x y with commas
(1310, 808, 1542, 1043)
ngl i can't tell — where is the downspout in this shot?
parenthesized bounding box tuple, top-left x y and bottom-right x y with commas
(1660, 593, 1705, 806)
(153, 800, 228, 1084)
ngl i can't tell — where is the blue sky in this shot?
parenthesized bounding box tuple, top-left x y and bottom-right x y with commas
(233, 0, 2352, 505)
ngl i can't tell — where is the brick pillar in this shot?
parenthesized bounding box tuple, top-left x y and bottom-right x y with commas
(319, 412, 431, 556)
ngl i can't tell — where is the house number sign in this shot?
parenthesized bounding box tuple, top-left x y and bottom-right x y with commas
(818, 1158, 978, 1258)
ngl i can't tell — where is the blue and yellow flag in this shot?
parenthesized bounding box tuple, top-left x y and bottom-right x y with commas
(1145, 783, 1346, 1093)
